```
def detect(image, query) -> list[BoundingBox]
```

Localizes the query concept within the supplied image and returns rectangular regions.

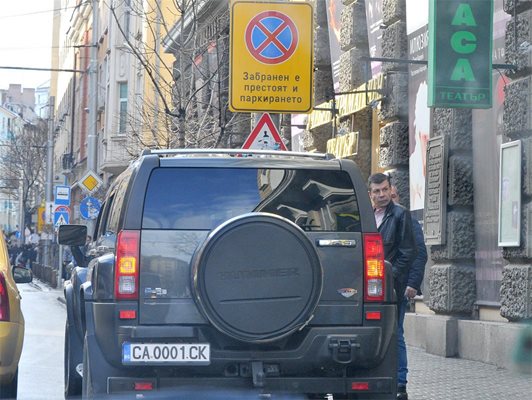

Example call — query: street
[14,279,532,400]
[17,281,64,400]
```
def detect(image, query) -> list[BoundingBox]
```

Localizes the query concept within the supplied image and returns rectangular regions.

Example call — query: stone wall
[427,109,477,315]
[500,3,532,321]
[377,0,410,205]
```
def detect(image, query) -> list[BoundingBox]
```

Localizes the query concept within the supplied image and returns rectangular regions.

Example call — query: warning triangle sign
[242,113,288,151]
[55,214,67,227]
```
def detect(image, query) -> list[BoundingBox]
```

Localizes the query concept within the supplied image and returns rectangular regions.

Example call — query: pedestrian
[391,186,428,400]
[27,228,39,268]
[15,245,31,269]
[62,246,74,280]
[28,229,39,246]
[368,173,417,400]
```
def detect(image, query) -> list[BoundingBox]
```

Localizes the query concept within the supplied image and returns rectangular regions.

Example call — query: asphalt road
[17,281,65,400]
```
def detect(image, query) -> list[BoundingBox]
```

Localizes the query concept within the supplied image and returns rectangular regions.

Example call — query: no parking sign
[229,0,314,113]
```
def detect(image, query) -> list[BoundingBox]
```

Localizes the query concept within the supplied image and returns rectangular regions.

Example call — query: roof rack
[141,148,335,160]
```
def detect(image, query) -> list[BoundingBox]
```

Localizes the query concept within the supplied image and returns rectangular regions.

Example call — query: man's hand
[404,286,417,299]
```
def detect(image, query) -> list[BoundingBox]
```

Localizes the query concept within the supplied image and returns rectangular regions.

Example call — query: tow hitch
[329,337,360,363]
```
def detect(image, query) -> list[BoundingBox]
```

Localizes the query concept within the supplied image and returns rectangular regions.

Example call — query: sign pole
[44,96,55,268]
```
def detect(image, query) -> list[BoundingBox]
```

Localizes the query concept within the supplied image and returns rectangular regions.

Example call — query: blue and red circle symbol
[245,11,299,64]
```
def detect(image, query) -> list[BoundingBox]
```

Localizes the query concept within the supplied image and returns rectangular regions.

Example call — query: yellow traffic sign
[78,170,103,194]
[37,206,45,233]
[229,0,314,113]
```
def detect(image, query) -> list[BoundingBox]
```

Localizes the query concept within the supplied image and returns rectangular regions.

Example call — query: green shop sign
[428,0,493,108]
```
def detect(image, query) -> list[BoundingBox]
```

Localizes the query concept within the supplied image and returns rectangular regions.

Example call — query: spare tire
[191,212,323,343]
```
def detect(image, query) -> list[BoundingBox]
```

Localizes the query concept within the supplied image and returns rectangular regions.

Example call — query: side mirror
[12,266,33,284]
[58,224,88,246]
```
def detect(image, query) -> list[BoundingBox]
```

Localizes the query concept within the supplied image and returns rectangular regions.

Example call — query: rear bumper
[108,376,394,396]
[85,301,397,396]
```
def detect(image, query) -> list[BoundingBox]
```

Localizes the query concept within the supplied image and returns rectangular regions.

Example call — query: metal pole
[58,244,63,288]
[18,184,24,246]
[87,0,99,171]
[43,96,55,268]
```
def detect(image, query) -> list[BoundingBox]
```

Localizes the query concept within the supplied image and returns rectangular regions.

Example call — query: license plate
[122,343,210,365]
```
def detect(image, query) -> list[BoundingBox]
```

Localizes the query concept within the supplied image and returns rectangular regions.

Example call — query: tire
[64,321,82,398]
[0,369,17,399]
[192,212,323,343]
[81,337,93,400]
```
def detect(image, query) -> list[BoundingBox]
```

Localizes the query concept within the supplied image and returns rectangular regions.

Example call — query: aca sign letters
[428,0,493,108]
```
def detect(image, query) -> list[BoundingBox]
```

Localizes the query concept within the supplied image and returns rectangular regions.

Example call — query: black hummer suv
[59,149,397,400]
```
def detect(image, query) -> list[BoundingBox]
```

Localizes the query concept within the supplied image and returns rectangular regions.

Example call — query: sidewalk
[407,345,531,400]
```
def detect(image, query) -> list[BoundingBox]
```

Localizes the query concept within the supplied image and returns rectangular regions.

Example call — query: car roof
[139,148,343,170]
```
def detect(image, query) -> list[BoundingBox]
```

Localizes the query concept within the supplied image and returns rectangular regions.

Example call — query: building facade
[50,0,180,225]
[0,85,47,235]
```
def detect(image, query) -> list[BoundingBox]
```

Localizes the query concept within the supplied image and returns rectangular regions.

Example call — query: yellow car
[0,235,32,399]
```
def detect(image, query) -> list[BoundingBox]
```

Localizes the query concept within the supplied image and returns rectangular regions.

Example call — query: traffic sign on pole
[78,170,103,194]
[53,205,70,227]
[242,113,287,150]
[54,185,71,206]
[229,0,314,113]
[45,201,54,224]
[80,196,101,220]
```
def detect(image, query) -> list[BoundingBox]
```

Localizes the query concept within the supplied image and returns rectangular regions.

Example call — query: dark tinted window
[143,168,361,232]
[106,170,131,233]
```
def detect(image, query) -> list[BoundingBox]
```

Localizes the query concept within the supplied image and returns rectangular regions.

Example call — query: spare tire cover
[191,212,323,343]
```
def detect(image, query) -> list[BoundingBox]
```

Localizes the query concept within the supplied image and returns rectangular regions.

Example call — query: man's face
[369,180,392,209]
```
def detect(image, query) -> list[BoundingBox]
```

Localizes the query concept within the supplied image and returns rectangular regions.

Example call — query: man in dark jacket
[391,186,428,400]
[368,173,417,400]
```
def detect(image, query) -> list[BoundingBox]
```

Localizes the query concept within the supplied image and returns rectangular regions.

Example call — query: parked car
[0,232,33,398]
[59,149,397,400]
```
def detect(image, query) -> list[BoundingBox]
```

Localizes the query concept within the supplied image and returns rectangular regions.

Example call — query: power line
[0,1,90,19]
[0,66,84,73]
[0,46,70,51]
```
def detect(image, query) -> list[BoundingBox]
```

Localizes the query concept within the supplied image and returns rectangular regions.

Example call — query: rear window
[142,167,361,232]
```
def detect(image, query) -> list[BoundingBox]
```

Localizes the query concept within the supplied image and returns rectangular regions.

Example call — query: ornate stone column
[378,0,410,204]
[427,109,477,315]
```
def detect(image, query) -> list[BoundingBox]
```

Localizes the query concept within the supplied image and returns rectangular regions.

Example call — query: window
[143,168,361,232]
[118,82,128,134]
[124,0,131,38]
[106,170,132,233]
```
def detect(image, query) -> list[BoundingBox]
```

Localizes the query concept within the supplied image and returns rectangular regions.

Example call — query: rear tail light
[134,382,153,391]
[115,230,140,300]
[119,310,137,319]
[363,233,385,302]
[0,272,10,321]
[365,311,382,320]
[351,381,370,391]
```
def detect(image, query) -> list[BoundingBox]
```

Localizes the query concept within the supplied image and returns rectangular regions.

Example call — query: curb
[28,281,43,291]
[30,278,66,306]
